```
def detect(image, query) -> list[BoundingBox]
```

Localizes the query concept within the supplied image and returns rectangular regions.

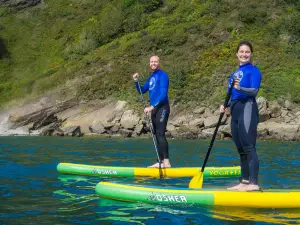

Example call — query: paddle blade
[188,172,204,188]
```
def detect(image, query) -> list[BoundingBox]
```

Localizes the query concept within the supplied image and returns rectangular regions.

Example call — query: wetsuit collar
[152,69,161,74]
[239,62,252,68]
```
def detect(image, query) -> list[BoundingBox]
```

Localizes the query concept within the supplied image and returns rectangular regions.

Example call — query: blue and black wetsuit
[135,69,170,160]
[228,62,262,185]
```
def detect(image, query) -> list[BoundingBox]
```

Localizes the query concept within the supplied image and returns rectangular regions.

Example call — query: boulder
[89,121,106,134]
[268,101,281,118]
[204,108,213,118]
[257,97,270,122]
[284,100,292,110]
[204,115,226,128]
[119,129,133,138]
[120,110,140,130]
[62,126,83,137]
[188,118,204,128]
[193,107,205,114]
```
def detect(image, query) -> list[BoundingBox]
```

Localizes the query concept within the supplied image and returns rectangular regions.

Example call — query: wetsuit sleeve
[151,73,169,107]
[225,74,234,106]
[240,67,261,97]
[239,87,259,96]
[249,67,262,89]
[135,78,150,94]
[227,74,234,93]
[226,97,232,107]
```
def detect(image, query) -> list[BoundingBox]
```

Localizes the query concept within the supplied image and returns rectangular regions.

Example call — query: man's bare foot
[163,159,171,168]
[163,162,171,168]
[227,183,248,190]
[147,162,161,168]
[238,184,260,192]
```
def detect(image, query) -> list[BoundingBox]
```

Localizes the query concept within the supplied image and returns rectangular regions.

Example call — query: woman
[220,41,262,191]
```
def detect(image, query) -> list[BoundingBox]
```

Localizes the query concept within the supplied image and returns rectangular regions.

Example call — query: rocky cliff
[1,95,299,141]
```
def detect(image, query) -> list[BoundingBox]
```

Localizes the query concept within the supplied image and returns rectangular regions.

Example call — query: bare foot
[162,159,171,168]
[163,162,171,168]
[147,162,161,168]
[227,183,248,190]
[147,162,166,168]
[239,184,259,191]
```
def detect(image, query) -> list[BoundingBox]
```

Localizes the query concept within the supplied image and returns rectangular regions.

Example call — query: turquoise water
[0,136,300,225]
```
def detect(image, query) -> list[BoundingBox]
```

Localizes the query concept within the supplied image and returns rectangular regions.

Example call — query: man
[133,56,171,168]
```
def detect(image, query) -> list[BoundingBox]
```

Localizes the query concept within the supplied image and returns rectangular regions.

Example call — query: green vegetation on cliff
[0,0,300,107]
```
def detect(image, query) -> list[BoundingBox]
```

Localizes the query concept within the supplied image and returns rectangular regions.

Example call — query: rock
[32,113,58,130]
[120,110,140,130]
[188,118,204,127]
[39,122,59,136]
[220,124,232,138]
[107,112,123,123]
[169,116,185,127]
[268,101,281,118]
[89,121,106,134]
[198,128,221,138]
[3,0,41,9]
[170,114,193,127]
[284,100,292,110]
[54,128,64,136]
[204,108,213,118]
[39,97,51,106]
[257,97,268,111]
[193,107,205,114]
[167,124,176,132]
[103,122,114,129]
[281,109,289,117]
[166,124,176,137]
[204,115,226,128]
[134,124,144,135]
[176,127,198,139]
[110,124,120,133]
[257,97,270,122]
[62,126,82,137]
[114,101,127,111]
[119,129,132,138]
[4,126,30,136]
[103,63,112,72]
[178,125,199,134]
[259,121,298,141]
[259,114,270,123]
[257,127,269,139]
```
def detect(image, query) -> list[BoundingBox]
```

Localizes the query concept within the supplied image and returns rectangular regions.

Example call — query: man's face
[149,56,160,71]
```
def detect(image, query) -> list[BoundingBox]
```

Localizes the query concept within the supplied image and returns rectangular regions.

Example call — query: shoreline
[0,97,299,142]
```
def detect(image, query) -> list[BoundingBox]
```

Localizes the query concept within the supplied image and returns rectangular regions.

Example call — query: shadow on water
[0,136,300,224]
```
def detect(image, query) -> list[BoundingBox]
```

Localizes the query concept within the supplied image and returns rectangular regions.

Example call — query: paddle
[189,79,235,188]
[136,78,163,178]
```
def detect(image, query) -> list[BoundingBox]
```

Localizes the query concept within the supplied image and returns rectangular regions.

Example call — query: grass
[0,0,300,108]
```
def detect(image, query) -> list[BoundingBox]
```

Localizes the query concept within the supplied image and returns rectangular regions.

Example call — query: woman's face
[236,45,252,65]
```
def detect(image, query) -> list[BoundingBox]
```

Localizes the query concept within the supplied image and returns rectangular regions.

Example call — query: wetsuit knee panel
[243,145,256,153]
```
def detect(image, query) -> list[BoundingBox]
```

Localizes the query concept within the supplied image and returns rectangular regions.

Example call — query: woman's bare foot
[227,183,248,190]
[239,184,260,192]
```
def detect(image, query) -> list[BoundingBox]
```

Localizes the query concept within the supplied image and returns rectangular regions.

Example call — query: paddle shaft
[136,79,162,165]
[200,80,235,173]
